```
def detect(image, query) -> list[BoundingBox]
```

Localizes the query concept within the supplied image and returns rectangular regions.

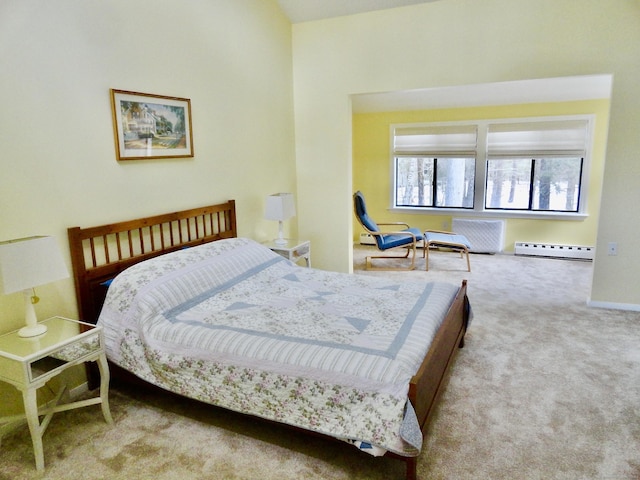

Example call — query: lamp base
[19,289,47,337]
[274,220,288,246]
[18,323,47,338]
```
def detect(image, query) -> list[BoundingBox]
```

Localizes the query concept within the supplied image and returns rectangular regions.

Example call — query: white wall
[292,0,640,306]
[0,0,296,330]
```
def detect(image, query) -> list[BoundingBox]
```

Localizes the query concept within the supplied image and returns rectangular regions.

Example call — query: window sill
[389,207,588,221]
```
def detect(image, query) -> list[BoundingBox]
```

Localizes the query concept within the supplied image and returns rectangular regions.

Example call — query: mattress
[97,238,459,457]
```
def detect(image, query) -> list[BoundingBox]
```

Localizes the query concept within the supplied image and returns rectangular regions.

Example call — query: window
[393,125,477,209]
[392,117,592,216]
[395,157,475,208]
[485,120,588,212]
[486,157,583,211]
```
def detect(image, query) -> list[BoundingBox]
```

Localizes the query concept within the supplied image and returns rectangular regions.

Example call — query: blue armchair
[353,191,423,270]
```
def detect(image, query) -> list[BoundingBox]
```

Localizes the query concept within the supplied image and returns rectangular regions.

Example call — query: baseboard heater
[514,242,595,260]
[360,233,376,245]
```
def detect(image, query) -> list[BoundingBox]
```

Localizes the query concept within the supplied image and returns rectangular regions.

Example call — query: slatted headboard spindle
[67,201,237,329]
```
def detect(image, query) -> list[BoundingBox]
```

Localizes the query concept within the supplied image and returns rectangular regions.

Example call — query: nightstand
[0,316,113,471]
[263,239,311,267]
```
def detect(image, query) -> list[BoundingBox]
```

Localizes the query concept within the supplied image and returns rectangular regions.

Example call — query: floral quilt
[97,238,459,457]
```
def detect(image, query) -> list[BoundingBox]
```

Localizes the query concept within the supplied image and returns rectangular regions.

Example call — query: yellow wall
[352,100,611,251]
[293,0,640,309]
[0,0,295,415]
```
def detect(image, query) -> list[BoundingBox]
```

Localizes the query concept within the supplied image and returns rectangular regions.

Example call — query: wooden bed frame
[67,200,469,480]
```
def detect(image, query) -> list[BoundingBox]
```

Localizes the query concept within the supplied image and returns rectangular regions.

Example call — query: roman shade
[393,125,477,156]
[487,119,589,157]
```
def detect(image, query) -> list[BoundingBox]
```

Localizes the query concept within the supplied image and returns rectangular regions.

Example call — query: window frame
[390,115,594,220]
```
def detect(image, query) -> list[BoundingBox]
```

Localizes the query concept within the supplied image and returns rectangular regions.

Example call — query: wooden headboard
[67,201,237,328]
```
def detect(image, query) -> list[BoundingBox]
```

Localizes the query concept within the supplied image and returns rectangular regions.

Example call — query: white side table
[0,316,113,471]
[263,239,311,267]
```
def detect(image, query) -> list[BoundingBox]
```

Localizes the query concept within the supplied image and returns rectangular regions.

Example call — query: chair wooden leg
[425,245,430,271]
[425,245,471,272]
[408,245,416,270]
[366,245,416,271]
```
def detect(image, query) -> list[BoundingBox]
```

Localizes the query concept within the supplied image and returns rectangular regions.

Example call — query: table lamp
[0,236,69,337]
[264,193,296,245]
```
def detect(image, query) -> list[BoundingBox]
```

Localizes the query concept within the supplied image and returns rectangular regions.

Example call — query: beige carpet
[2,246,639,480]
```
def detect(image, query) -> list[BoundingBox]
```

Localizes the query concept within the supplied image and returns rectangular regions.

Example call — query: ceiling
[276,0,437,23]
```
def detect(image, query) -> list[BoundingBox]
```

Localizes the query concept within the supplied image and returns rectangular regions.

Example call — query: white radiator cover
[514,242,595,260]
[452,218,504,253]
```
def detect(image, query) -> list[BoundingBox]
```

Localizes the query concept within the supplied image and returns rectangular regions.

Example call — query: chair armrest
[367,230,418,241]
[377,222,411,229]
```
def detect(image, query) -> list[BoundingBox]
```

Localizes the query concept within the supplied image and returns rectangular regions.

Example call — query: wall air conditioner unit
[452,218,504,253]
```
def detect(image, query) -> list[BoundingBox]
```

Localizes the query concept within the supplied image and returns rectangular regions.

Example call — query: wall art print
[111,89,194,160]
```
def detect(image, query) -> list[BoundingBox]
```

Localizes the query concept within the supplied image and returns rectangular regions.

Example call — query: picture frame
[110,89,194,160]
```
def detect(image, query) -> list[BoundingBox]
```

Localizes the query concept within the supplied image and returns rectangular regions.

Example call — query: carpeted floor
[1,246,639,480]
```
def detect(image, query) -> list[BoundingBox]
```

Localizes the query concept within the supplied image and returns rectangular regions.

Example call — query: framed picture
[110,89,194,160]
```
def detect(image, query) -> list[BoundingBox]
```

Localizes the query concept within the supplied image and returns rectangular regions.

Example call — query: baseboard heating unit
[514,242,595,260]
[360,233,376,245]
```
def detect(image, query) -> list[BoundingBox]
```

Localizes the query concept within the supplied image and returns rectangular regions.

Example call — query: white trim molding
[587,299,640,312]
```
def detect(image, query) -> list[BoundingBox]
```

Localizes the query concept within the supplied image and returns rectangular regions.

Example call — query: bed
[67,200,470,480]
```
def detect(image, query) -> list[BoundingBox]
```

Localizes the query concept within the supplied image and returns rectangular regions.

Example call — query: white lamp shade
[0,236,69,295]
[264,193,296,221]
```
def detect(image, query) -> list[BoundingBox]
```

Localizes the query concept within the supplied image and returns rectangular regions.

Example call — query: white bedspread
[97,238,459,456]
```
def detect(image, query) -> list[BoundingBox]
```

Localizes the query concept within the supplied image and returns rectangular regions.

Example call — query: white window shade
[394,125,477,156]
[487,119,589,157]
